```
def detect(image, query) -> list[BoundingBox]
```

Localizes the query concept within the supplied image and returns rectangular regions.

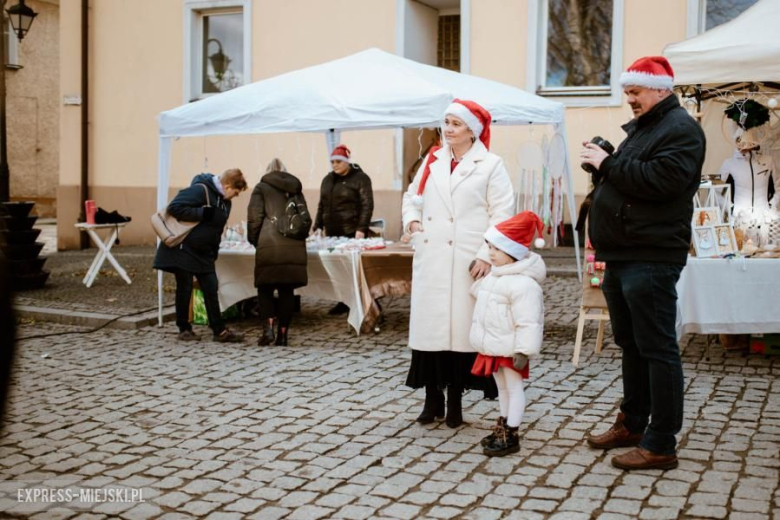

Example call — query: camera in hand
[581,136,615,175]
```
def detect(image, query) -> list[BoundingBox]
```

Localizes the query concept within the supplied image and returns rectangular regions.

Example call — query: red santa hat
[484,211,545,260]
[444,99,491,150]
[619,56,674,90]
[411,100,491,204]
[330,144,351,163]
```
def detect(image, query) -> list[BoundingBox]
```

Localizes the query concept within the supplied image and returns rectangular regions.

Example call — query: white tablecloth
[676,256,780,337]
[215,249,366,333]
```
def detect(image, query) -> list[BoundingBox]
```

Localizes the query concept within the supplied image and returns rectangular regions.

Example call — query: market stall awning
[158,48,565,137]
[664,0,780,86]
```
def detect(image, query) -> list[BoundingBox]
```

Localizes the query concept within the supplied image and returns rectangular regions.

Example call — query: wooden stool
[572,251,610,367]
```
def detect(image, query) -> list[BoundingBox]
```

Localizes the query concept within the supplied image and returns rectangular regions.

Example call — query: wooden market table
[215,243,413,335]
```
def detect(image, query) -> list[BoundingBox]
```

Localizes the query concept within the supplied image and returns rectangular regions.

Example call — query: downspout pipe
[79,0,88,249]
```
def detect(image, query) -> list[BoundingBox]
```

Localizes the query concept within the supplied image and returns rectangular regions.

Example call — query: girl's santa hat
[330,144,351,163]
[619,56,674,91]
[484,211,545,260]
[412,99,491,207]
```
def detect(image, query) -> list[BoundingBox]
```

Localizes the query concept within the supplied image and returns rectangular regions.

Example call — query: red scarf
[416,146,441,196]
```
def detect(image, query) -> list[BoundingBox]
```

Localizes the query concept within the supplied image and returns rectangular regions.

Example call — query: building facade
[8,0,59,217]
[57,0,756,249]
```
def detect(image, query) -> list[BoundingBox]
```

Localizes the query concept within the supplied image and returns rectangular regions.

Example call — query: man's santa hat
[484,211,545,260]
[330,144,351,163]
[619,56,674,91]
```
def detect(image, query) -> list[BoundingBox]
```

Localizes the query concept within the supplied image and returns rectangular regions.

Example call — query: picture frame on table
[692,226,718,258]
[692,207,721,227]
[714,224,737,256]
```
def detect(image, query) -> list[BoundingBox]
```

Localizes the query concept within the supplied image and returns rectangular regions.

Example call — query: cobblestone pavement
[2,277,779,519]
[17,246,176,315]
[15,245,578,318]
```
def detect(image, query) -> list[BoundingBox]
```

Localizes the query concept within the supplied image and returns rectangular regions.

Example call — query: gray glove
[513,353,528,371]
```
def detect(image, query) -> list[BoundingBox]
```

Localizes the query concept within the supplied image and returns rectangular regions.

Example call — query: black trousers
[257,284,296,328]
[601,261,684,455]
[174,270,224,335]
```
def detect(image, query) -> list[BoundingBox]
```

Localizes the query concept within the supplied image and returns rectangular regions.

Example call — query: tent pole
[325,129,341,156]
[156,135,173,326]
[157,270,164,326]
[559,122,582,281]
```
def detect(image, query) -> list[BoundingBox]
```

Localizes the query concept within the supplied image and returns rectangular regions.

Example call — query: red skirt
[471,354,529,379]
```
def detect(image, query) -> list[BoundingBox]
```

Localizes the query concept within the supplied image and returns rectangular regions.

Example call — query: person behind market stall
[153,168,248,343]
[247,158,310,347]
[580,56,706,471]
[312,144,374,315]
[402,99,515,428]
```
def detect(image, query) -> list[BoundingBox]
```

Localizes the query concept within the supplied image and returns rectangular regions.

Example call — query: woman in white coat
[402,99,515,427]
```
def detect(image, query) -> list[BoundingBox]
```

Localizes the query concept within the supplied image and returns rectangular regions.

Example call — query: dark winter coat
[153,173,231,274]
[589,94,706,264]
[313,164,374,237]
[247,171,308,288]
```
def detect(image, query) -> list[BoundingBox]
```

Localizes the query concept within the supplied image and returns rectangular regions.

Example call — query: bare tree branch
[546,0,612,87]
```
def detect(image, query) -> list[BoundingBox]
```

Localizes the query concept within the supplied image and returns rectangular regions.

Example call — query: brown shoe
[611,447,678,470]
[177,330,200,341]
[213,328,244,343]
[586,413,643,449]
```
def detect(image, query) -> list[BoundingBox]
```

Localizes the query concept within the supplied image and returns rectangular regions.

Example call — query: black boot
[483,425,520,457]
[416,386,444,424]
[481,416,507,447]
[446,385,463,428]
[257,319,275,346]
[275,324,288,346]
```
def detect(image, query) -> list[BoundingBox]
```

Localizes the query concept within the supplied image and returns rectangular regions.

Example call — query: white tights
[493,367,526,428]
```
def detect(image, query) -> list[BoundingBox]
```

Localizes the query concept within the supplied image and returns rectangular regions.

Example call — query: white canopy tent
[155,48,580,324]
[664,0,780,86]
[664,0,780,178]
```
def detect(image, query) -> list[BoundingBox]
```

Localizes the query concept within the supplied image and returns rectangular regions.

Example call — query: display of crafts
[585,254,605,288]
[306,235,386,252]
[691,206,739,258]
[708,97,780,258]
[219,225,387,253]
[514,132,566,246]
[220,223,255,252]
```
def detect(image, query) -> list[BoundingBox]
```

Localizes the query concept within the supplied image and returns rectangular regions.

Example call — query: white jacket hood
[491,252,546,284]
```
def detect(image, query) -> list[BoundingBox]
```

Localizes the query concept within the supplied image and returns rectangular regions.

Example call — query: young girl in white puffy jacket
[469,211,546,457]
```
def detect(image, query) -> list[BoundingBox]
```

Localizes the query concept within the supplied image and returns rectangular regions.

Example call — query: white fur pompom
[534,237,546,249]
[411,194,424,208]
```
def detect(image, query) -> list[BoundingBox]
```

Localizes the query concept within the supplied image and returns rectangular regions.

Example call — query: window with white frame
[184,0,251,102]
[696,0,758,33]
[4,18,20,69]
[528,0,624,106]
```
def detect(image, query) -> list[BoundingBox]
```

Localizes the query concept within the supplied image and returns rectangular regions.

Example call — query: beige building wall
[58,0,396,249]
[471,0,689,220]
[58,0,693,249]
[8,0,59,217]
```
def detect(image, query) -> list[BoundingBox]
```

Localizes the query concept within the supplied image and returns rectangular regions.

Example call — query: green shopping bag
[191,288,239,325]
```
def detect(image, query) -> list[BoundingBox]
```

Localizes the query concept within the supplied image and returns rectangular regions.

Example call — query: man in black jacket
[580,56,706,471]
[313,144,374,315]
